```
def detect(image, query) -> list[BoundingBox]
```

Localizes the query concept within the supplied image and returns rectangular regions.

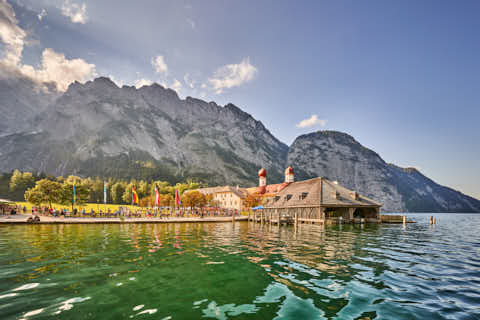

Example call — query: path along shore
[0,214,248,224]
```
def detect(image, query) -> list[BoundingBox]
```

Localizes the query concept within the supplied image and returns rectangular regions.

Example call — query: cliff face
[0,67,59,135]
[0,77,288,186]
[287,131,480,212]
[0,76,478,212]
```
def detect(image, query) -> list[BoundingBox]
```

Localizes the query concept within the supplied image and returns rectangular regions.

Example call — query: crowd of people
[4,204,241,219]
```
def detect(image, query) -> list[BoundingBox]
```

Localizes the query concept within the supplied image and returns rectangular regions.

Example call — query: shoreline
[0,214,248,225]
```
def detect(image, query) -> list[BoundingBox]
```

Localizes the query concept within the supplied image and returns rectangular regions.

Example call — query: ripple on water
[1,215,480,319]
[12,283,39,291]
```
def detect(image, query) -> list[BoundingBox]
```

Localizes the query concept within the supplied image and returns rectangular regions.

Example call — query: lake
[0,213,479,319]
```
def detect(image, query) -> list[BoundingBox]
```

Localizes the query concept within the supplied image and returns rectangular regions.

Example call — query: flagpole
[104,181,107,214]
[72,184,75,212]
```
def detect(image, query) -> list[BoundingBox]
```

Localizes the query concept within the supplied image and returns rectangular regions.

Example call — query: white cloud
[109,75,123,87]
[208,58,257,94]
[37,9,47,21]
[183,73,194,88]
[61,1,87,24]
[0,0,27,66]
[170,78,182,93]
[151,55,168,74]
[134,78,153,88]
[296,115,327,128]
[0,1,96,91]
[19,48,96,91]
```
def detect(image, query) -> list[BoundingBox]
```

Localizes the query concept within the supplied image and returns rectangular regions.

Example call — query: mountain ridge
[0,76,478,212]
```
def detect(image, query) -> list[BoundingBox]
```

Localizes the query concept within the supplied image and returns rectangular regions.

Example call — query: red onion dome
[258,168,267,177]
[285,166,294,174]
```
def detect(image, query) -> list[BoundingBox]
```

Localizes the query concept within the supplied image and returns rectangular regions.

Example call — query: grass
[15,201,139,212]
[14,201,251,216]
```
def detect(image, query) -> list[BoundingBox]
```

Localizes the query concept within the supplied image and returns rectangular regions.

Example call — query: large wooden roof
[264,177,382,209]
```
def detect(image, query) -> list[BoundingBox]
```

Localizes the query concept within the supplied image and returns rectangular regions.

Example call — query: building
[195,185,247,211]
[262,177,382,223]
[195,165,382,221]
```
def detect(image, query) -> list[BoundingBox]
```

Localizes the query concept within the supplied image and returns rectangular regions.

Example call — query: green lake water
[1,213,479,319]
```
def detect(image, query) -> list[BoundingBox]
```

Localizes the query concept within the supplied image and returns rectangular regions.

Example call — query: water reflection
[1,214,480,319]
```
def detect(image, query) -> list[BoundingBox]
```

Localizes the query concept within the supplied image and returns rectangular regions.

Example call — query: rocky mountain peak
[0,74,478,212]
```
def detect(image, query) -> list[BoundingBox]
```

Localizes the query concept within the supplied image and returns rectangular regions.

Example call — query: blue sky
[1,0,479,199]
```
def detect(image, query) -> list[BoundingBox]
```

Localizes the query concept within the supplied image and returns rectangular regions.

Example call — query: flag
[175,189,181,206]
[132,186,138,205]
[104,182,107,204]
[154,186,160,206]
[72,184,76,204]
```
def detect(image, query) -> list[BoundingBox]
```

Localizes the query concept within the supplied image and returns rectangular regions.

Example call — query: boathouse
[260,177,382,224]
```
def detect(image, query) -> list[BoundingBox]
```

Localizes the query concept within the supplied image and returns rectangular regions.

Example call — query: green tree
[90,177,104,203]
[24,179,62,209]
[59,182,90,207]
[122,182,134,204]
[9,170,35,200]
[152,181,170,195]
[24,187,47,206]
[111,182,126,204]
[138,180,149,199]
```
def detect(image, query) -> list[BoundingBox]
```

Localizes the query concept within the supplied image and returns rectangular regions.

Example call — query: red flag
[132,186,138,204]
[154,187,160,206]
[175,189,181,206]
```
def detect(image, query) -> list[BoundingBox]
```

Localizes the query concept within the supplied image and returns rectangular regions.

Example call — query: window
[274,196,280,201]
[285,194,292,201]
[300,192,308,200]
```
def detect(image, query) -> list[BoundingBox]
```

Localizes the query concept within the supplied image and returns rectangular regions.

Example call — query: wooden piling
[403,215,406,224]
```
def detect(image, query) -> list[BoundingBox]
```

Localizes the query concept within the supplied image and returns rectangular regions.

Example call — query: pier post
[294,212,298,229]
[430,216,433,224]
[403,215,406,224]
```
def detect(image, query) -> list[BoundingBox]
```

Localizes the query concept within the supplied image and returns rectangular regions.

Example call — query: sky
[1,0,479,199]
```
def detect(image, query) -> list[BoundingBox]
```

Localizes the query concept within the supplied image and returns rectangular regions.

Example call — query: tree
[25,187,47,207]
[111,182,126,204]
[205,194,215,207]
[24,179,62,209]
[58,176,91,207]
[9,170,35,200]
[90,177,104,203]
[245,192,262,208]
[122,182,134,204]
[159,194,173,207]
[181,191,206,209]
[137,180,149,199]
[151,181,170,195]
[139,195,154,207]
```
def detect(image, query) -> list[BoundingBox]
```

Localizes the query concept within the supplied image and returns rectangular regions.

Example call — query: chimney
[258,168,267,187]
[284,166,294,183]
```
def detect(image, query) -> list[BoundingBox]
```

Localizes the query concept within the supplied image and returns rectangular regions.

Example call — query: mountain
[0,76,478,212]
[287,131,480,212]
[0,77,288,186]
[0,66,59,135]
